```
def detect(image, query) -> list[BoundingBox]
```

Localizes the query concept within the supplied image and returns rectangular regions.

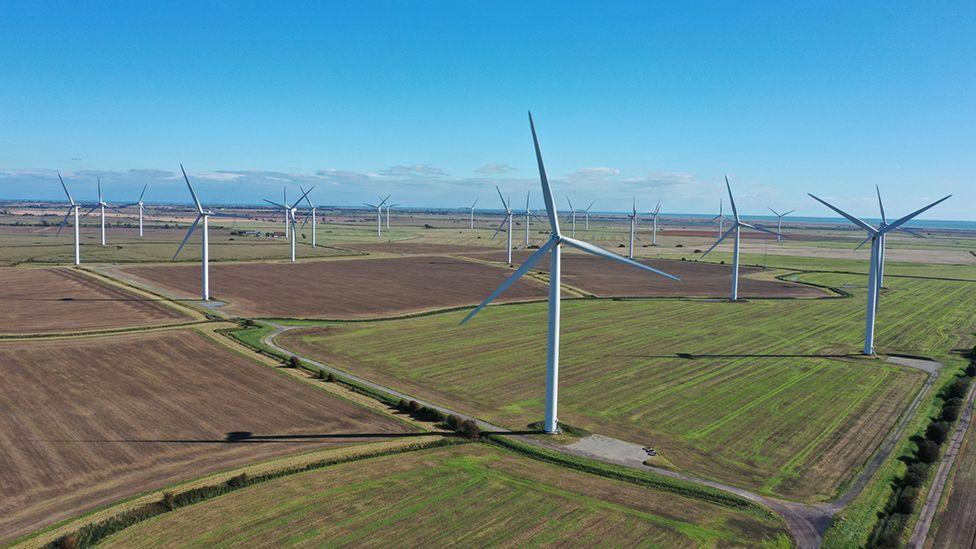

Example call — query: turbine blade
[97,178,102,203]
[138,183,148,203]
[363,203,377,208]
[739,222,781,238]
[783,209,796,216]
[525,190,530,211]
[378,194,391,208]
[55,210,71,237]
[299,209,313,232]
[264,199,286,209]
[293,186,315,210]
[471,198,479,208]
[57,172,74,204]
[299,186,315,208]
[491,217,507,240]
[897,226,925,239]
[180,164,205,214]
[808,193,876,233]
[654,201,660,215]
[495,185,508,210]
[561,236,680,281]
[881,195,952,233]
[725,176,739,222]
[853,235,871,252]
[586,200,594,212]
[173,214,203,259]
[460,238,555,325]
[81,205,99,218]
[876,185,886,224]
[701,225,737,258]
[768,206,780,217]
[528,112,560,234]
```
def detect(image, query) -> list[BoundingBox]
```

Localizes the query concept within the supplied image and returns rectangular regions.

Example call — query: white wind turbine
[523,191,532,247]
[649,201,662,246]
[386,203,399,230]
[83,178,125,246]
[265,186,315,262]
[583,200,595,231]
[55,172,82,265]
[709,199,728,238]
[809,191,950,355]
[282,187,290,238]
[565,197,578,237]
[298,186,318,247]
[469,198,479,229]
[627,196,638,259]
[700,177,780,301]
[491,186,514,265]
[860,186,926,290]
[122,184,150,237]
[462,113,680,434]
[767,207,795,243]
[173,165,235,301]
[364,195,390,237]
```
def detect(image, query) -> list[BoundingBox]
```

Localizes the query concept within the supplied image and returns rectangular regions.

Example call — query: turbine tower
[282,187,290,238]
[469,198,479,229]
[583,201,595,231]
[83,178,126,246]
[809,191,950,355]
[709,199,726,238]
[265,187,314,262]
[700,178,780,301]
[364,195,390,237]
[123,184,150,237]
[627,197,638,259]
[767,207,795,243]
[565,197,577,237]
[299,186,317,247]
[865,186,925,289]
[650,201,661,246]
[462,113,680,434]
[492,186,514,265]
[55,172,82,265]
[173,165,228,302]
[524,191,531,247]
[386,203,399,229]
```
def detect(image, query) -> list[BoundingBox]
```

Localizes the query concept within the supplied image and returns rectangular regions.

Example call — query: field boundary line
[0,319,216,341]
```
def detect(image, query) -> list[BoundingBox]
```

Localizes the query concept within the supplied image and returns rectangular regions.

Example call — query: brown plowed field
[465,250,825,298]
[0,268,189,334]
[121,256,547,319]
[0,329,413,543]
[343,241,496,255]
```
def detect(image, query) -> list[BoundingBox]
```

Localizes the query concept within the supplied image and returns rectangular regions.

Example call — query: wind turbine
[462,113,680,434]
[265,187,314,262]
[122,184,150,237]
[565,197,578,237]
[808,191,950,355]
[700,177,780,301]
[583,201,595,231]
[55,172,82,265]
[85,178,125,246]
[523,191,531,247]
[386,203,399,230]
[173,165,234,302]
[627,197,638,259]
[469,198,479,229]
[865,186,926,289]
[492,186,514,265]
[767,207,795,243]
[649,201,662,246]
[364,195,390,237]
[298,186,317,247]
[282,187,290,238]
[709,199,727,238]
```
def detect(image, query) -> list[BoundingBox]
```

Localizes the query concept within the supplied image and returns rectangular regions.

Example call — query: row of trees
[395,399,480,439]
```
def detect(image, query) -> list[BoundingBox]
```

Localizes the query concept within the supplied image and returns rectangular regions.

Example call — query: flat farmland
[0,267,188,335]
[467,250,825,298]
[102,444,790,548]
[0,329,413,543]
[120,256,547,319]
[928,408,976,548]
[278,274,976,500]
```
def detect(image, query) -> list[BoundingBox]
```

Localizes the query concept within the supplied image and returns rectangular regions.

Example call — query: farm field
[0,329,414,543]
[0,267,189,334]
[467,250,826,298]
[101,444,790,548]
[277,273,976,500]
[119,256,548,318]
[928,412,976,548]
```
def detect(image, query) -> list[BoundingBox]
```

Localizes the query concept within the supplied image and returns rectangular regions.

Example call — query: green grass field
[277,272,976,501]
[101,444,790,548]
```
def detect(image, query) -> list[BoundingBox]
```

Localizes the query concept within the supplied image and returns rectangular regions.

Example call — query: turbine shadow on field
[615,352,859,360]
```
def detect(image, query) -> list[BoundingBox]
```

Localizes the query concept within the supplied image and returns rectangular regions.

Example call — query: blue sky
[0,1,972,219]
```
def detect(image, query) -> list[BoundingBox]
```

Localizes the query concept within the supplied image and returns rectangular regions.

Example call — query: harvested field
[466,250,826,298]
[0,268,188,335]
[102,444,790,548]
[0,329,413,543]
[343,241,497,256]
[928,407,976,548]
[120,256,547,318]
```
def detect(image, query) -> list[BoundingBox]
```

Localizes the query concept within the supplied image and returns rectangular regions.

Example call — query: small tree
[288,356,301,369]
[926,421,950,444]
[942,404,961,422]
[460,419,481,440]
[948,379,969,399]
[161,491,176,510]
[446,414,462,430]
[917,440,940,463]
[326,372,336,382]
[397,399,409,411]
[966,362,976,377]
[895,488,917,514]
[408,400,422,414]
[227,472,250,488]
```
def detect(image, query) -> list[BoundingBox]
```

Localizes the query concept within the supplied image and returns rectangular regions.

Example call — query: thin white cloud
[475,162,518,175]
[378,164,447,178]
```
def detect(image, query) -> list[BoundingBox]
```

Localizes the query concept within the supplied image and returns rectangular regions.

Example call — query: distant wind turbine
[565,197,577,237]
[627,197,638,259]
[808,191,950,355]
[860,186,926,289]
[298,186,317,247]
[583,201,595,231]
[364,195,391,237]
[83,178,125,246]
[55,172,81,265]
[462,112,680,434]
[767,207,795,243]
[492,186,514,265]
[709,199,727,238]
[173,165,237,301]
[649,201,662,246]
[701,177,780,301]
[469,198,479,229]
[386,203,399,229]
[122,184,150,237]
[265,187,314,262]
